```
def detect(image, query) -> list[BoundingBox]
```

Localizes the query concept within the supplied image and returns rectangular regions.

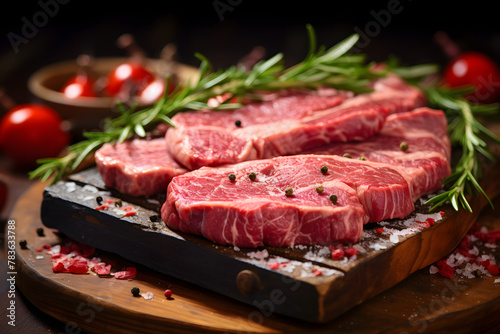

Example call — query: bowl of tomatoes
[28,42,199,131]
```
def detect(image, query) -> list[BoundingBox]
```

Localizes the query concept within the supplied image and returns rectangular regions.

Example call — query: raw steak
[306,107,451,201]
[161,155,419,247]
[95,138,188,197]
[166,75,426,170]
[161,107,451,248]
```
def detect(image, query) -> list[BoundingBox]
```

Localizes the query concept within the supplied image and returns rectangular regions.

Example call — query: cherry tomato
[443,52,500,104]
[138,78,166,104]
[62,74,96,99]
[0,104,69,168]
[104,62,155,97]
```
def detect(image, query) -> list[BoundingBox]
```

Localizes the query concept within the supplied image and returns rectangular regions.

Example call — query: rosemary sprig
[424,86,500,212]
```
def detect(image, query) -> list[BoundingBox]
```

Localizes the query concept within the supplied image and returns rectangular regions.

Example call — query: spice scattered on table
[430,223,500,279]
[131,287,140,297]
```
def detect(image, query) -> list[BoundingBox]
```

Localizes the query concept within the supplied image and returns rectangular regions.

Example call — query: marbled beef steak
[161,108,450,247]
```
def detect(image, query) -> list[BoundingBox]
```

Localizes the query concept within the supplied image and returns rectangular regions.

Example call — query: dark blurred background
[1,2,500,332]
[1,0,499,106]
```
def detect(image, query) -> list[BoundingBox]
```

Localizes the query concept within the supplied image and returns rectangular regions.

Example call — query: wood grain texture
[10,180,500,333]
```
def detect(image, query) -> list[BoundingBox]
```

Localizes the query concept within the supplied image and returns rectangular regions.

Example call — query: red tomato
[443,52,500,104]
[61,74,96,98]
[0,104,69,168]
[104,62,155,97]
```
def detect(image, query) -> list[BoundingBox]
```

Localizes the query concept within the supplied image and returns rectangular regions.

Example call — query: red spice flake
[486,230,500,243]
[60,246,71,254]
[52,258,71,273]
[93,263,112,276]
[95,204,109,211]
[436,259,454,279]
[42,244,52,250]
[114,267,137,280]
[68,257,89,274]
[330,245,345,260]
[344,247,359,258]
[105,199,115,204]
[480,260,491,268]
[312,269,322,277]
[121,206,135,212]
[487,264,500,276]
[164,289,173,299]
[375,227,384,234]
[35,247,43,252]
[122,211,137,217]
[418,218,436,229]
[268,263,280,270]
[439,211,445,217]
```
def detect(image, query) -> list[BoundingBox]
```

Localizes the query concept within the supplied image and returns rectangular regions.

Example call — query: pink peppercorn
[164,289,173,299]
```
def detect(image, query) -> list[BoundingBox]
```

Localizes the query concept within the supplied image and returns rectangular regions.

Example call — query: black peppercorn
[228,173,236,181]
[36,227,45,237]
[96,196,103,205]
[330,194,338,204]
[248,172,256,181]
[235,120,242,127]
[149,215,160,223]
[400,141,409,152]
[19,240,28,249]
[131,287,141,297]
[320,166,328,174]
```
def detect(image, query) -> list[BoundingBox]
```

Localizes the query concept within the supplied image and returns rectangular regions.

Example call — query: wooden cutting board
[32,149,500,325]
[11,179,500,333]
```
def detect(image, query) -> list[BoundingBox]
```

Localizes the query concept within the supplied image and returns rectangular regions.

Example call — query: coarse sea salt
[65,182,77,193]
[247,249,269,260]
[495,278,500,284]
[369,243,387,251]
[141,292,154,300]
[82,185,99,193]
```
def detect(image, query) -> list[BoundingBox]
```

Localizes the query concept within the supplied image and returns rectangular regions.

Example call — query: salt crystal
[141,292,154,300]
[146,198,160,205]
[317,246,330,257]
[302,262,313,270]
[83,195,95,201]
[233,246,240,252]
[248,249,269,260]
[353,244,367,253]
[369,243,387,251]
[485,243,498,249]
[469,246,479,256]
[82,185,99,193]
[390,234,399,244]
[65,182,77,192]
[494,278,500,284]
[36,255,44,260]
[429,265,439,274]
[480,226,489,234]
[113,208,126,216]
